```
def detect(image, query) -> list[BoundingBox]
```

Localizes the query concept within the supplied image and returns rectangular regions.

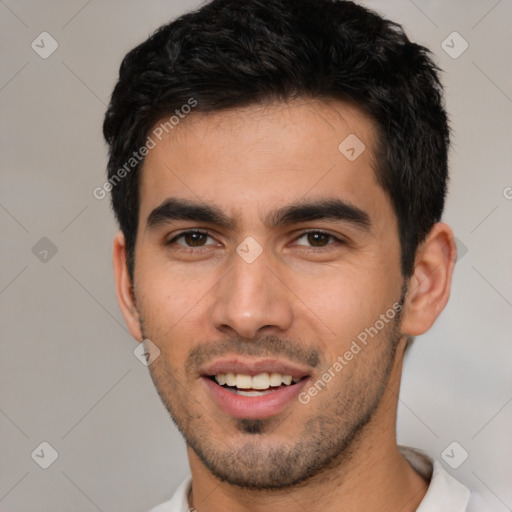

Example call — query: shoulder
[467,491,500,512]
[399,446,500,512]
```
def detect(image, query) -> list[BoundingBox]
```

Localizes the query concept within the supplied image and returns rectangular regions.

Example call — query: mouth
[200,361,311,419]
[207,372,305,396]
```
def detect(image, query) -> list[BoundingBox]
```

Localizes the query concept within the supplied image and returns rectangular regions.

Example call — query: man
[103,0,488,510]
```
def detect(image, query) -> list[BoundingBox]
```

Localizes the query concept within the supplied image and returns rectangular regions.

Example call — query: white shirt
[146,446,492,512]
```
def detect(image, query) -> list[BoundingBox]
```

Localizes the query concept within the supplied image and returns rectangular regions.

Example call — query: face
[131,99,406,489]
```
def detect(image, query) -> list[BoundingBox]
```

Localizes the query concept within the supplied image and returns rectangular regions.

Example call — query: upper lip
[200,357,311,379]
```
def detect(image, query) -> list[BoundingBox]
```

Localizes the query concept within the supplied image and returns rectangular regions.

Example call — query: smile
[212,372,302,396]
[202,371,309,419]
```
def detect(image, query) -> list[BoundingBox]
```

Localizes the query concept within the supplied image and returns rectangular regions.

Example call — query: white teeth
[235,374,252,389]
[269,372,283,387]
[252,373,270,389]
[214,372,300,390]
[281,375,292,385]
[225,372,236,386]
[236,389,274,397]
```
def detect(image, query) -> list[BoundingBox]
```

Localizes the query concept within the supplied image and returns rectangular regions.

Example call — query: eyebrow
[146,197,371,232]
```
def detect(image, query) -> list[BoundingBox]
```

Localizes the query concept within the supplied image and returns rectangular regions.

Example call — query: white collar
[399,445,471,511]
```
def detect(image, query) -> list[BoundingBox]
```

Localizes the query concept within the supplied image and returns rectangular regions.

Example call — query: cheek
[135,268,205,346]
[289,264,393,342]
[135,239,216,318]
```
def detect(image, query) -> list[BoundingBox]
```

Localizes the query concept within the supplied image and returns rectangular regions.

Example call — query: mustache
[185,334,321,374]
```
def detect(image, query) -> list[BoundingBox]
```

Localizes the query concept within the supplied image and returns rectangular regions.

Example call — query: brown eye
[168,230,216,248]
[295,231,340,248]
[307,232,330,246]
[183,232,208,246]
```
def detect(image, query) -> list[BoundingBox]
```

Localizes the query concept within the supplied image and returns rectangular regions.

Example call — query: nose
[210,248,294,339]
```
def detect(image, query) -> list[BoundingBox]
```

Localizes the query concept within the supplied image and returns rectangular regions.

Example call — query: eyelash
[166,229,345,252]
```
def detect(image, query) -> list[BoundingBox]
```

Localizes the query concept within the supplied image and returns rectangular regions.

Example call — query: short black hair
[103,0,449,281]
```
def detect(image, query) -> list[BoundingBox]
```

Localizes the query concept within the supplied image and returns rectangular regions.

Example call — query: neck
[187,343,428,512]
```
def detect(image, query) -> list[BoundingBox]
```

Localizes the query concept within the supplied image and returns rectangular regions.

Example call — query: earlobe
[401,223,457,336]
[112,231,143,341]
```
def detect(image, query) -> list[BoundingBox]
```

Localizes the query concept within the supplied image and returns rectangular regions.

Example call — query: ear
[401,222,457,336]
[113,231,143,341]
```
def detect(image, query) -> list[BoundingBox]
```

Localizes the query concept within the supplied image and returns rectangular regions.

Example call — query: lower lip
[202,377,309,419]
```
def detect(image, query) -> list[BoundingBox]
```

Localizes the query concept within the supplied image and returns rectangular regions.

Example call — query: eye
[165,229,344,252]
[294,230,343,248]
[167,230,218,248]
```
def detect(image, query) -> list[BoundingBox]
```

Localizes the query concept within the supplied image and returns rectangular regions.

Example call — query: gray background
[1,0,511,510]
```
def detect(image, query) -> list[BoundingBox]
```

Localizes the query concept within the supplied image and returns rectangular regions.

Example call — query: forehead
[137,98,392,232]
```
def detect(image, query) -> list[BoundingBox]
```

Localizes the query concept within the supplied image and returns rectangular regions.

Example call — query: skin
[113,98,456,512]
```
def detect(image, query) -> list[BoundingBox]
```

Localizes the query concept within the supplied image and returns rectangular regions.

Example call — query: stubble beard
[142,313,403,491]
